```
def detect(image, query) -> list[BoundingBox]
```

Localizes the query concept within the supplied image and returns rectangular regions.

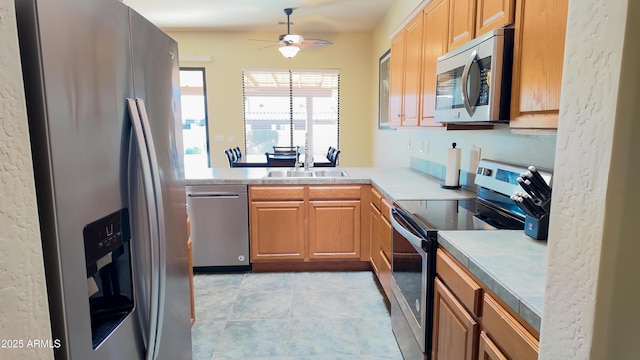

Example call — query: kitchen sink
[265,169,348,178]
[313,170,347,177]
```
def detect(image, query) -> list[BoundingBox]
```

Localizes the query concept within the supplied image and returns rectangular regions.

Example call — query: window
[179,68,209,170]
[242,69,340,161]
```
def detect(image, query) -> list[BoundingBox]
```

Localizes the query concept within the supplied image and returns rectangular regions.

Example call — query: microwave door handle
[461,49,477,116]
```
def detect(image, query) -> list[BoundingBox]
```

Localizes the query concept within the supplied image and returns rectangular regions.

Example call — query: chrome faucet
[304,133,311,171]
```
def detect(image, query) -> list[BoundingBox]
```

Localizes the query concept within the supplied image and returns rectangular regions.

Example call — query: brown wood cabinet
[393,0,516,127]
[250,200,306,261]
[378,211,393,300]
[389,15,423,126]
[249,185,364,263]
[432,277,479,360]
[420,0,449,127]
[368,187,393,300]
[434,249,539,360]
[389,32,405,127]
[369,202,382,275]
[479,331,508,360]
[510,0,568,129]
[448,0,476,50]
[482,294,539,360]
[475,0,515,37]
[402,15,424,126]
[309,200,361,259]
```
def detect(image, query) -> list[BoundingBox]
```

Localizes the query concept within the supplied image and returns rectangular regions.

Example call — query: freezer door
[15,0,144,358]
[129,9,192,360]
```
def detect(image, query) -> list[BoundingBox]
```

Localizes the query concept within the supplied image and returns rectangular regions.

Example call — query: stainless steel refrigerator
[15,0,192,358]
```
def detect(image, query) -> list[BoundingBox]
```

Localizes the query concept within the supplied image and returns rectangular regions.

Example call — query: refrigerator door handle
[127,99,161,360]
[135,98,167,360]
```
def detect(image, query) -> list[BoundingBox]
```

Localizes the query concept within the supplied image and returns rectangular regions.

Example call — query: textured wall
[589,0,640,356]
[0,0,54,359]
[540,0,630,358]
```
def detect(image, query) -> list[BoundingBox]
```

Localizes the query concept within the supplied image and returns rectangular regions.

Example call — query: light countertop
[437,230,546,332]
[186,167,477,201]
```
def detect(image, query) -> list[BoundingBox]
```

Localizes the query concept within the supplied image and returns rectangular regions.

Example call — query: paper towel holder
[441,142,462,190]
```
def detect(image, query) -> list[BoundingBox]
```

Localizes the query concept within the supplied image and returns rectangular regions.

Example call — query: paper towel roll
[445,143,461,186]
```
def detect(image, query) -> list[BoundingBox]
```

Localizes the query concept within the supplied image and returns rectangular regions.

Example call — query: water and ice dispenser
[83,208,134,348]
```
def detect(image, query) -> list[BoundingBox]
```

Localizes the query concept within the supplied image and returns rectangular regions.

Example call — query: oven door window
[392,227,425,323]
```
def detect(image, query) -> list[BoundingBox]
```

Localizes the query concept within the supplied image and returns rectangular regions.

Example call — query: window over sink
[242,69,340,161]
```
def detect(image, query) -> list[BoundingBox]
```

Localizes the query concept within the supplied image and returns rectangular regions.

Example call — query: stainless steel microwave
[434,28,513,123]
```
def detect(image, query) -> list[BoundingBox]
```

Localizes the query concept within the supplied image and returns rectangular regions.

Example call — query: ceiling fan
[252,8,332,58]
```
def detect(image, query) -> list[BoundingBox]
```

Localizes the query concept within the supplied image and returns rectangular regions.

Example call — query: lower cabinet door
[379,213,393,300]
[432,277,479,360]
[308,200,361,259]
[369,202,382,274]
[250,201,306,261]
[478,331,508,360]
[482,294,539,360]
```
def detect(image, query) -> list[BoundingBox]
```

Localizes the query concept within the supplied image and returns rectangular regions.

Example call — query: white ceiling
[123,0,395,33]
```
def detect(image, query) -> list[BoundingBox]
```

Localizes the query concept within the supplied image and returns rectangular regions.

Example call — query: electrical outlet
[420,140,429,154]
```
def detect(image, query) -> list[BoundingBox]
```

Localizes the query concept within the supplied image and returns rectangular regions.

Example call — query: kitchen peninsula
[186,166,547,342]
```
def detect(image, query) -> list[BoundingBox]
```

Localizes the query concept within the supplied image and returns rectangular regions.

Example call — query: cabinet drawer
[249,186,305,201]
[370,187,382,210]
[378,248,392,300]
[380,198,392,222]
[482,294,539,360]
[309,185,361,200]
[436,249,482,316]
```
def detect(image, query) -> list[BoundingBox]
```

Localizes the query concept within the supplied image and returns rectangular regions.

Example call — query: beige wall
[0,0,53,358]
[167,30,374,167]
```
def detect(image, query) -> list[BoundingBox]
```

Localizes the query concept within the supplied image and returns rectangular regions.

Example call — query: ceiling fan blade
[258,43,282,50]
[249,39,280,43]
[301,39,333,47]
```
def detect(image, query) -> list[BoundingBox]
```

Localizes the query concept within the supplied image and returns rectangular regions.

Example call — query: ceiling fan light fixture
[279,45,300,58]
[283,34,304,44]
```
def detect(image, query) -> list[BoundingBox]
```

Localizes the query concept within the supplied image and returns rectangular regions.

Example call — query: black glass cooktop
[395,197,524,231]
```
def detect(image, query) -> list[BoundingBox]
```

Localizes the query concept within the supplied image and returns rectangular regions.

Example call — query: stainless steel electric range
[390,159,552,360]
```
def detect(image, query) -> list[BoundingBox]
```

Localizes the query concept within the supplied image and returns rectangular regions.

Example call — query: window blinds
[242,69,340,160]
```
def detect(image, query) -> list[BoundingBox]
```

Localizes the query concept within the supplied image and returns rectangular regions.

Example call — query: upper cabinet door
[402,15,424,126]
[510,0,568,129]
[420,0,449,127]
[389,32,405,126]
[475,0,515,37]
[448,0,476,50]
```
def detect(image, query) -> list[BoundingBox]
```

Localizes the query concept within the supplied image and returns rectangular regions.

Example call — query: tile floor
[191,271,404,360]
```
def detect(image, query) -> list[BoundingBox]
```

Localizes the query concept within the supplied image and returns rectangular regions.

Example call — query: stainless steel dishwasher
[186,184,250,270]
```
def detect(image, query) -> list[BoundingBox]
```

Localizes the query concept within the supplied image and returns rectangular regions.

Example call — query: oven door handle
[391,208,428,251]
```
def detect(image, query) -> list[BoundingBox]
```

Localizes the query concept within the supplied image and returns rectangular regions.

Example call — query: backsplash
[410,156,478,193]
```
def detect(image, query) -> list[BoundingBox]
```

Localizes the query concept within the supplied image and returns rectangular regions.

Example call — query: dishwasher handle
[188,193,241,199]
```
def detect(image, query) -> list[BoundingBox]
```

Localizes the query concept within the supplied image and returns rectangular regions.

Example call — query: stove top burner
[395,196,524,232]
